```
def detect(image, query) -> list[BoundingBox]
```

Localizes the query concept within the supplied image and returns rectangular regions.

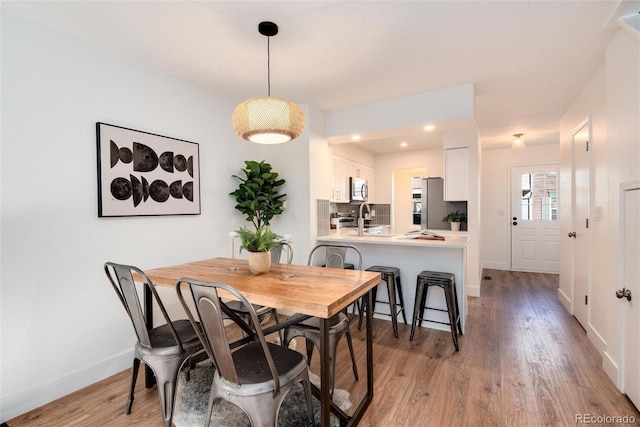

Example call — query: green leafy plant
[442,211,467,224]
[230,160,286,229]
[236,225,281,253]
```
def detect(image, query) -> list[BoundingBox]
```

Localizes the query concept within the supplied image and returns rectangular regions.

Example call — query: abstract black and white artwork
[96,122,200,217]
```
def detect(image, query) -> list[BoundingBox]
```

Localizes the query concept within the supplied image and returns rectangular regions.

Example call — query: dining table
[141,257,381,427]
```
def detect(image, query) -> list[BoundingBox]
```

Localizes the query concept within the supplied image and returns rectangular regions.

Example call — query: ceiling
[2,1,630,153]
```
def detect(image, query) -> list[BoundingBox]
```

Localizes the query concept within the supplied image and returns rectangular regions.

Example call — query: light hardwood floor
[8,270,640,426]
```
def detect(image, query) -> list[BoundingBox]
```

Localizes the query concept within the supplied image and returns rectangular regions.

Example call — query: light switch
[594,206,603,221]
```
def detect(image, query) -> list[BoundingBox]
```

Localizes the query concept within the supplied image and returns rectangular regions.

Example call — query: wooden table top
[143,257,381,318]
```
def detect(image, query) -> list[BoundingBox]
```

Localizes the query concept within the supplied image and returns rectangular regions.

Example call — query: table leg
[345,290,374,426]
[320,318,331,427]
[143,284,156,388]
[328,290,375,427]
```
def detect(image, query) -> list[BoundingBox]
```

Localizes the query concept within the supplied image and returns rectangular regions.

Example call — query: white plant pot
[248,251,271,275]
[450,222,461,232]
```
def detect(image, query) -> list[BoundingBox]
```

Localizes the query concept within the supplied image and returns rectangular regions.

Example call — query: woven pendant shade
[232,96,305,144]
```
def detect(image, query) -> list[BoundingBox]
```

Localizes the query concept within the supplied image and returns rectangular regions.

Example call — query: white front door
[572,123,590,328]
[511,164,560,272]
[621,185,640,410]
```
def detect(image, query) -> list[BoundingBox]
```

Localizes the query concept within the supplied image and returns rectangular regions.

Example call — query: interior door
[572,123,590,328]
[511,164,560,272]
[621,185,640,410]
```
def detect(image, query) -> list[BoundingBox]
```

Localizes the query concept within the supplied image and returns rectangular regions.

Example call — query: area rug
[173,362,351,427]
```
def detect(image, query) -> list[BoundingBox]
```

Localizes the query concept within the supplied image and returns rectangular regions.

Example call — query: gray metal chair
[104,262,204,427]
[225,242,292,339]
[176,278,314,427]
[282,244,361,397]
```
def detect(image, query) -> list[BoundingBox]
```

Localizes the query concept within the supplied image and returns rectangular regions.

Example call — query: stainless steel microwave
[349,177,368,202]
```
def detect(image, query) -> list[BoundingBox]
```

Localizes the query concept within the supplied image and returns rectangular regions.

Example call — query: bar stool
[410,270,462,351]
[358,266,407,338]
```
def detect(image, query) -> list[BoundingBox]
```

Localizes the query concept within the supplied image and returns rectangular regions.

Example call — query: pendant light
[512,133,525,150]
[232,21,306,144]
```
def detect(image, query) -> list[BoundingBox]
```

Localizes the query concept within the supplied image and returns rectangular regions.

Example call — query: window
[520,172,558,221]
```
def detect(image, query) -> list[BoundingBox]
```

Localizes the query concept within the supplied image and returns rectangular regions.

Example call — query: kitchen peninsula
[317,230,470,334]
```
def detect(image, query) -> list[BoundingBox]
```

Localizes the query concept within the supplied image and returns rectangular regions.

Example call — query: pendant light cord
[267,36,271,97]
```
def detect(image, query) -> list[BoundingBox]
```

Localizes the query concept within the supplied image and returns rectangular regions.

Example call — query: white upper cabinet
[331,156,350,203]
[363,166,375,203]
[331,155,375,203]
[444,147,469,201]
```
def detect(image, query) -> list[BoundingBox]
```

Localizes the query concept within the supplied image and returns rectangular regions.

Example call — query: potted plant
[229,160,286,229]
[230,160,287,274]
[236,225,281,274]
[442,211,467,231]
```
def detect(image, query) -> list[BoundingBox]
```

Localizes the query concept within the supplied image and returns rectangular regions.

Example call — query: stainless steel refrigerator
[420,177,448,230]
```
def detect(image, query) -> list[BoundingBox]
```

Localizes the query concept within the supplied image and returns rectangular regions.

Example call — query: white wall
[331,144,375,168]
[0,11,267,420]
[325,83,474,137]
[481,144,560,270]
[558,27,639,387]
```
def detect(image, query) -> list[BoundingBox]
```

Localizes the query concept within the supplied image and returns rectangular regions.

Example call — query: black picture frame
[96,122,201,217]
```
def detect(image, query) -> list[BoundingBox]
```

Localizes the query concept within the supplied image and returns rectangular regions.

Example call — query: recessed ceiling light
[351,135,361,140]
[424,125,435,131]
[400,142,408,148]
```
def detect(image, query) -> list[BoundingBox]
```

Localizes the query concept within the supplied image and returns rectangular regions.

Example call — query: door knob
[512,217,517,221]
[616,288,632,302]
[512,221,517,226]
[568,232,576,238]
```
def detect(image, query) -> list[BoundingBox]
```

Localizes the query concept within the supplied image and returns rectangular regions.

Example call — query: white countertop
[318,229,470,249]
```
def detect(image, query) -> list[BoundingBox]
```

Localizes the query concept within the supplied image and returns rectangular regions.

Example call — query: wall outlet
[371,209,376,217]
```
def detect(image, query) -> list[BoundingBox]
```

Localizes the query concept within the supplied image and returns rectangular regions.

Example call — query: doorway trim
[509,163,560,272]
[613,180,640,394]
[569,118,592,329]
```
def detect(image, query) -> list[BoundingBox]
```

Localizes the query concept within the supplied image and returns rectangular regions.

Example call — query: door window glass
[521,172,558,221]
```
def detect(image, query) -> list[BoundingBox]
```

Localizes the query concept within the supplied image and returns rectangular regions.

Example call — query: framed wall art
[96,122,201,217]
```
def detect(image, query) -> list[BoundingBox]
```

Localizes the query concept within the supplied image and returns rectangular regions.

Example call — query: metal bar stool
[410,270,462,351]
[357,266,407,338]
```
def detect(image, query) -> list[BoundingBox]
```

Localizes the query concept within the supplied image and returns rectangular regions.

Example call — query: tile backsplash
[318,200,391,236]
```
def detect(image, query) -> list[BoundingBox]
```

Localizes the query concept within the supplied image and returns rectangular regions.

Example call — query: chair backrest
[104,262,183,351]
[307,244,362,270]
[270,242,293,264]
[176,278,282,393]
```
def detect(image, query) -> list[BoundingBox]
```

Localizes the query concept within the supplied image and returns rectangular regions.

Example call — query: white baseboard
[1,350,133,422]
[481,261,510,271]
[602,350,621,391]
[586,323,607,353]
[467,285,480,297]
[558,288,572,313]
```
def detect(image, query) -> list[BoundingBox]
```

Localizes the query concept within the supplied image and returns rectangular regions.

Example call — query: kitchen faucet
[358,202,371,237]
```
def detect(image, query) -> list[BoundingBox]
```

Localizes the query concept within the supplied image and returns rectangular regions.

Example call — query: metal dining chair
[176,278,314,427]
[282,244,361,397]
[104,262,204,427]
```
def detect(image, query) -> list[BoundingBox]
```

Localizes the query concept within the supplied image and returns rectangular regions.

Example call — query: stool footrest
[415,318,455,327]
